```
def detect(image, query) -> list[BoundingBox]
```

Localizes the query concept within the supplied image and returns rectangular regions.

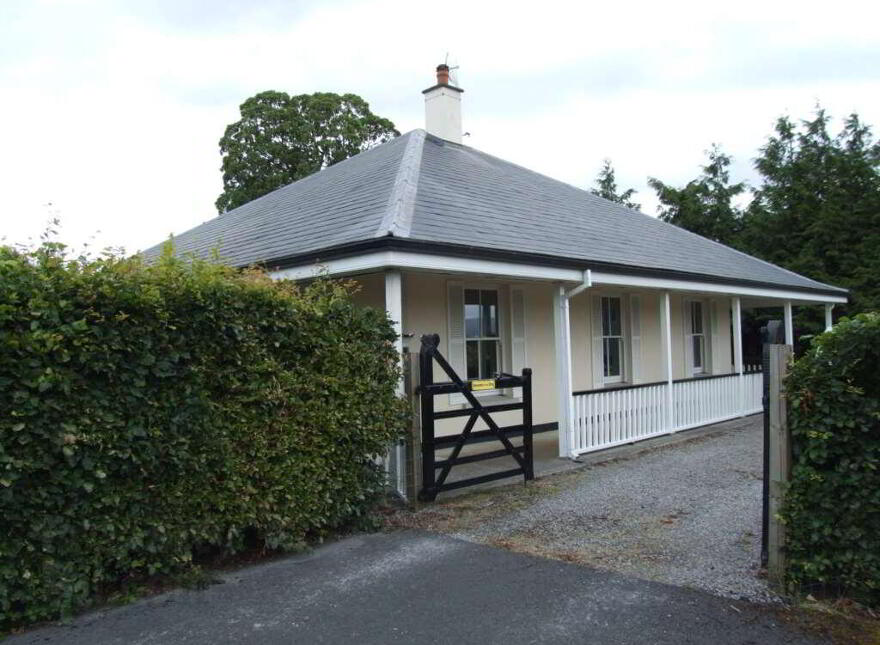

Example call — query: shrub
[0,242,406,628]
[783,312,880,604]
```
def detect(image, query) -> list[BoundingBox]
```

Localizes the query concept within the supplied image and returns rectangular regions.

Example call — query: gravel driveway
[391,415,775,603]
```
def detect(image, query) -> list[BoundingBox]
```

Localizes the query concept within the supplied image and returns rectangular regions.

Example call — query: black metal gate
[417,333,534,501]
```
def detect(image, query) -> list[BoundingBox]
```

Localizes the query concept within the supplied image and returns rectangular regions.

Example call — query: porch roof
[142,129,846,299]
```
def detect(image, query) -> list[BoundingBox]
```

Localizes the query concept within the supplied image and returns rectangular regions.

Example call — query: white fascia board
[590,271,847,304]
[269,251,847,304]
[270,250,583,282]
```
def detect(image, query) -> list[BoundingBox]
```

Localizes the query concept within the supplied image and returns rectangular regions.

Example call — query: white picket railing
[571,382,669,454]
[570,372,763,456]
[745,370,762,413]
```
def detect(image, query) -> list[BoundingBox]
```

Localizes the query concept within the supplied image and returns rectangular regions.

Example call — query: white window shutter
[447,282,466,404]
[629,295,642,384]
[508,287,527,398]
[591,295,604,388]
[683,300,694,375]
[708,300,718,374]
[510,287,527,375]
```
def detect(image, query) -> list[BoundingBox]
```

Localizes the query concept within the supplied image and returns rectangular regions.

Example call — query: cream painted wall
[347,272,558,434]
[346,271,738,435]
[569,291,590,392]
[400,273,559,434]
[570,290,700,388]
[672,294,735,378]
[712,299,733,374]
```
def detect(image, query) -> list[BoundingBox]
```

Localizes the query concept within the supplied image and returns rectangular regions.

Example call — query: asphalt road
[8,531,820,645]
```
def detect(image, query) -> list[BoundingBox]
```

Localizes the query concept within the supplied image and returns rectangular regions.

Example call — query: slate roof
[143,129,845,296]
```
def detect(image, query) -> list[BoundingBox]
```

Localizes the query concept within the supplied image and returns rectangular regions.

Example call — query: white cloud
[1,0,878,253]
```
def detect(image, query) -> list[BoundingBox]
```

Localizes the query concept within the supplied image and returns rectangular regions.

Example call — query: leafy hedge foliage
[783,312,880,604]
[0,243,406,628]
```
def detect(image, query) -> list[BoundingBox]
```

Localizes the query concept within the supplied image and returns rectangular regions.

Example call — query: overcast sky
[2,0,878,255]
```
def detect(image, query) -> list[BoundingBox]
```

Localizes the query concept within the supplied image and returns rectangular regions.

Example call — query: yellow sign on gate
[470,379,496,392]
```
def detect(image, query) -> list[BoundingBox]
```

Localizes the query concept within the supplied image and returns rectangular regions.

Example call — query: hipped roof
[143,129,846,297]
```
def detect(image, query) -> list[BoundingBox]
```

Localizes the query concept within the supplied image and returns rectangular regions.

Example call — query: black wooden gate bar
[417,333,534,501]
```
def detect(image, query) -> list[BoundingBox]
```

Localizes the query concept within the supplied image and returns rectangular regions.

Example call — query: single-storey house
[146,65,847,494]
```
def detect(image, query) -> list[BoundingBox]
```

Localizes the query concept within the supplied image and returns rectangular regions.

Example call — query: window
[464,288,501,379]
[687,300,706,374]
[447,282,525,404]
[601,296,624,383]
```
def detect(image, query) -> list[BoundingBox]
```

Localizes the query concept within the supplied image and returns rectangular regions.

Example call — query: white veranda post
[384,270,405,495]
[825,303,834,332]
[732,296,744,414]
[660,291,674,432]
[784,301,794,346]
[553,285,573,457]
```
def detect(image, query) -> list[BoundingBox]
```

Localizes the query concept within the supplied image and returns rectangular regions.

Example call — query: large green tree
[216,91,399,213]
[591,159,641,210]
[742,110,880,316]
[648,144,746,246]
[648,109,880,337]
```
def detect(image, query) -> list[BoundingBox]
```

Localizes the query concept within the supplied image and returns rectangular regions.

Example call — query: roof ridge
[376,129,425,239]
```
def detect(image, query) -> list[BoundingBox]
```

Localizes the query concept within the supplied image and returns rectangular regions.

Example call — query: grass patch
[774,598,880,645]
[384,467,577,534]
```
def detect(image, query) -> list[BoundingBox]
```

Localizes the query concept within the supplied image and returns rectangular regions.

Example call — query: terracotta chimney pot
[436,64,450,86]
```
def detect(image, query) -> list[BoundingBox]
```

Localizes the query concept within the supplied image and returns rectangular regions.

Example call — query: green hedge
[783,312,880,603]
[0,242,406,628]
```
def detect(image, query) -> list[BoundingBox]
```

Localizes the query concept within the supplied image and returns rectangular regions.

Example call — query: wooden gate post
[767,344,792,586]
[403,350,423,508]
[522,367,534,481]
[418,334,437,502]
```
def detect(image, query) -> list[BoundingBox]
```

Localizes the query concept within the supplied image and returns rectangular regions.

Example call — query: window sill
[474,392,522,405]
[450,391,522,406]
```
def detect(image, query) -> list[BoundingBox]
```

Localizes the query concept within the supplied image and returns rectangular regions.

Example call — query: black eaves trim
[256,236,848,298]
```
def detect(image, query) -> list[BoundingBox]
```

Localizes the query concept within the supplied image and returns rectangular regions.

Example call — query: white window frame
[449,282,506,401]
[685,299,707,376]
[463,286,503,382]
[601,295,626,384]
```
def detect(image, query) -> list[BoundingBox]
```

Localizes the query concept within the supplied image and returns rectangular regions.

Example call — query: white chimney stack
[422,64,463,144]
